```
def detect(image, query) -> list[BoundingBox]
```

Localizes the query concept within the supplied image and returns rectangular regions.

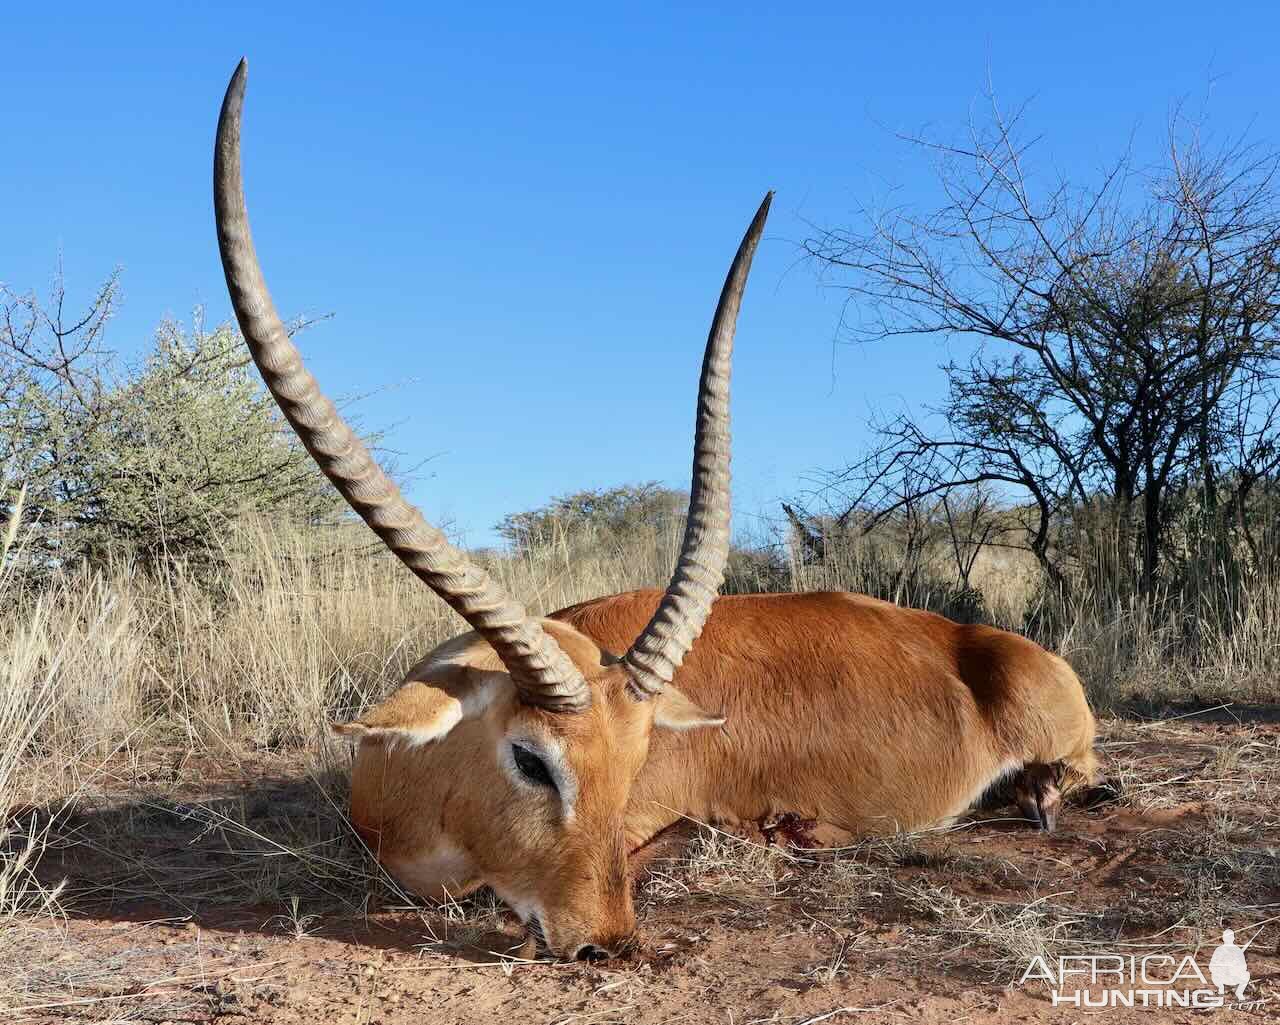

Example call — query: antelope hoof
[1014,763,1061,832]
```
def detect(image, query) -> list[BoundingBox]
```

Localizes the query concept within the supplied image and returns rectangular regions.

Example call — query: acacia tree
[1,270,339,567]
[805,98,1280,596]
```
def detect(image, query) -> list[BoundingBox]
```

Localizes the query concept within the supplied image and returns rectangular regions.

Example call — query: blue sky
[5,3,1278,546]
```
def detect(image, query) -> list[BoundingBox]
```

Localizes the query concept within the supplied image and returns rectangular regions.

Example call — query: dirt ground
[4,711,1279,1024]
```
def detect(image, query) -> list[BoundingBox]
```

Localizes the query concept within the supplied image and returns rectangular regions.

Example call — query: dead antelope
[214,61,1098,961]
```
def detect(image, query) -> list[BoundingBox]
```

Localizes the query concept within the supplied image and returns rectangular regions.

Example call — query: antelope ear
[331,681,467,747]
[652,685,726,733]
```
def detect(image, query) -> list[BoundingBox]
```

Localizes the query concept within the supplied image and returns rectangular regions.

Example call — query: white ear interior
[327,677,486,748]
[330,700,463,747]
[652,684,726,733]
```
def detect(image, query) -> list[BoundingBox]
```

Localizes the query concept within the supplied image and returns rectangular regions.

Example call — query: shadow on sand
[10,769,527,962]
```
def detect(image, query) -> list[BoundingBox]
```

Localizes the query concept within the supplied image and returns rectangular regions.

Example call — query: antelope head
[213,59,769,959]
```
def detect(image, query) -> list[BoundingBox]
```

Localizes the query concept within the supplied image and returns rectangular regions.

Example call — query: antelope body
[347,590,1096,955]
[213,61,1098,961]
[556,589,1098,839]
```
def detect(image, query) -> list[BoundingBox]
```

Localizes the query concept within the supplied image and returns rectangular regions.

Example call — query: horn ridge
[623,192,772,698]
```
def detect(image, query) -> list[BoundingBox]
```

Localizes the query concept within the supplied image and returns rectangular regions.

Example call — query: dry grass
[4,502,1280,1018]
[3,514,686,766]
[6,508,1279,775]
[636,817,1109,984]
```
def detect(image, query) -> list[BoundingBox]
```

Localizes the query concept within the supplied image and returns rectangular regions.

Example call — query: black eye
[512,744,556,790]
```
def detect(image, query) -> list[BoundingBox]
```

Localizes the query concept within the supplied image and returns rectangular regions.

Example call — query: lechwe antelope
[214,61,1098,961]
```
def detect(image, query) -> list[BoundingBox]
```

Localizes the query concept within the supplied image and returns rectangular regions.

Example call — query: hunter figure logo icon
[1209,929,1251,1000]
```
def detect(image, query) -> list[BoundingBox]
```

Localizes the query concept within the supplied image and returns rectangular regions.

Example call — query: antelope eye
[511,744,555,790]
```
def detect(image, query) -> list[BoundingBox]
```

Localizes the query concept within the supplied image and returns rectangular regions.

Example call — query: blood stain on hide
[759,812,820,849]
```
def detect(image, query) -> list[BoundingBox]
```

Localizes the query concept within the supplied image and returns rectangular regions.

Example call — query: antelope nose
[574,943,612,962]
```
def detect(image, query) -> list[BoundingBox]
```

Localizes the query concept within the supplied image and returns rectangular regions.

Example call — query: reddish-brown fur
[342,589,1097,957]
[555,590,1097,840]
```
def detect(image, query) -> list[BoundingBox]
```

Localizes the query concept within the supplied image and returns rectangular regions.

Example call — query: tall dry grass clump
[1,513,688,765]
[1048,557,1280,708]
[154,513,687,750]
[2,483,119,918]
[780,526,1038,631]
[4,499,1280,790]
[770,515,1280,709]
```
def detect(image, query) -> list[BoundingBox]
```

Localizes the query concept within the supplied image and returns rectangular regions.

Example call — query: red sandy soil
[5,714,1278,1023]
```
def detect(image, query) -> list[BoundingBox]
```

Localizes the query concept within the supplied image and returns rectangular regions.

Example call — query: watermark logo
[1210,929,1252,1001]
[1018,928,1265,1010]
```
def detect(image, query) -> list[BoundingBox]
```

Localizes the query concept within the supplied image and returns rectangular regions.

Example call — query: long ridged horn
[623,192,771,698]
[213,59,589,712]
